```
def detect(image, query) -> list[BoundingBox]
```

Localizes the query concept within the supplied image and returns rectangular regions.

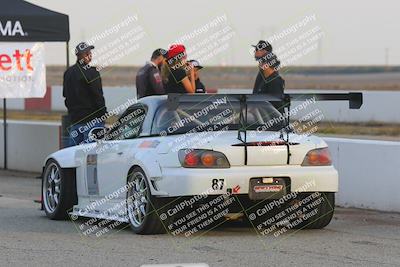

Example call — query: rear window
[151,97,284,135]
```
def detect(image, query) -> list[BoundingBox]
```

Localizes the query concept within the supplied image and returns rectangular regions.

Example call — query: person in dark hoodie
[252,40,285,113]
[63,42,107,146]
[136,48,166,98]
[252,40,285,96]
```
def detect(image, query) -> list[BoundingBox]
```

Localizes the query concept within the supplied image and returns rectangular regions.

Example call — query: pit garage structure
[0,0,70,168]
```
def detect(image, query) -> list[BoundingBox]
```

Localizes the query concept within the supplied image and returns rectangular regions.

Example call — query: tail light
[179,149,230,168]
[302,147,332,166]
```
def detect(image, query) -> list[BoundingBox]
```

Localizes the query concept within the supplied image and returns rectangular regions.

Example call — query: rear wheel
[126,167,166,234]
[42,160,75,220]
[291,192,335,229]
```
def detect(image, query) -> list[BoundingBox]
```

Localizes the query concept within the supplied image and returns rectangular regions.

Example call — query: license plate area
[249,177,290,200]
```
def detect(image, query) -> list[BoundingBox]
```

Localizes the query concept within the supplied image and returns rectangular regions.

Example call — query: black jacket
[136,62,164,98]
[253,71,285,97]
[63,62,107,124]
[253,71,285,113]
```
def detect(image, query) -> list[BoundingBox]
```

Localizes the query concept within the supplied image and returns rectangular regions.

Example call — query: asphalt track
[0,170,399,267]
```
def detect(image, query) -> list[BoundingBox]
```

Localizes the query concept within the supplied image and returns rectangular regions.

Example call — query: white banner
[0,42,46,98]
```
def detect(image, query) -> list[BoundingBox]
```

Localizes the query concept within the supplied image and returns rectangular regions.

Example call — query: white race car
[41,93,362,234]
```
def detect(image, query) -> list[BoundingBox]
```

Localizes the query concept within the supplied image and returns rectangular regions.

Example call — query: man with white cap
[63,42,107,146]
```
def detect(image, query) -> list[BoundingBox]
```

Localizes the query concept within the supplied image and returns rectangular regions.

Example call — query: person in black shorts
[162,44,195,94]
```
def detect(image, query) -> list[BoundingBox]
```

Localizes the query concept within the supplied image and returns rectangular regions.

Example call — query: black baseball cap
[75,42,95,56]
[252,40,272,52]
[151,48,168,59]
[188,59,203,69]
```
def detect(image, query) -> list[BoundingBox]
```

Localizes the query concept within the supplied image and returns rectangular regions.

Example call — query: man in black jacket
[136,48,166,98]
[252,40,285,113]
[63,42,107,146]
[252,40,274,92]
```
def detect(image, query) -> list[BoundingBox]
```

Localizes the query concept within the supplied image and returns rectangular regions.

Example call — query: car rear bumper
[154,165,338,197]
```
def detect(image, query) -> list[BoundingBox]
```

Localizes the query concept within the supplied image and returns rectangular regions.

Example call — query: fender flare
[130,150,167,196]
[43,148,86,169]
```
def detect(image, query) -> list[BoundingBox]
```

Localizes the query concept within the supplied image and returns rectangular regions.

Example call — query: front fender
[43,146,86,169]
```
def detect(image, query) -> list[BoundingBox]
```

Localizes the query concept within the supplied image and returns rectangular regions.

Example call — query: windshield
[151,98,285,135]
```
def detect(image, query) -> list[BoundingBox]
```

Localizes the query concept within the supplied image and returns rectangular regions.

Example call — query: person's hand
[189,64,195,80]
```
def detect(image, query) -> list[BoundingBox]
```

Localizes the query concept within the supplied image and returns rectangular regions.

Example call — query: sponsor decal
[153,72,162,83]
[233,185,241,194]
[254,185,283,193]
[138,140,160,148]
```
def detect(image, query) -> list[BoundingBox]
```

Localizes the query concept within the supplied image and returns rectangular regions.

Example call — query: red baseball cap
[167,44,186,60]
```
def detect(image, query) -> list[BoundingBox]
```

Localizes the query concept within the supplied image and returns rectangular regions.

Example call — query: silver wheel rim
[127,172,149,228]
[43,163,61,213]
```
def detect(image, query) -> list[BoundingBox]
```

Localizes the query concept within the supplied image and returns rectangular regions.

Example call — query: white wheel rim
[127,172,149,228]
[43,163,61,213]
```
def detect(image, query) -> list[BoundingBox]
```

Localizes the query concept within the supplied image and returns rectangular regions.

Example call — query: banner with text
[0,42,46,98]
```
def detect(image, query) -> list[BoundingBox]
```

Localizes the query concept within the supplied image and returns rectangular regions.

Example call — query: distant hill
[47,65,400,90]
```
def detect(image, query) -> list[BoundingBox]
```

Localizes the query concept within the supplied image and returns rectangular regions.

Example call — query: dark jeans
[67,121,105,147]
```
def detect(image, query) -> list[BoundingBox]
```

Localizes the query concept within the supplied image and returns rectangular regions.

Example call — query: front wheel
[126,167,166,234]
[42,160,75,220]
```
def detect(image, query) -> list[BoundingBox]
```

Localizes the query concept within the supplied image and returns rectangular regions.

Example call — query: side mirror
[88,127,107,142]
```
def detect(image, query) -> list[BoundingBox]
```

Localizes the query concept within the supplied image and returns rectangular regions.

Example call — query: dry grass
[316,121,400,137]
[47,65,400,90]
[0,110,63,121]
[1,110,399,139]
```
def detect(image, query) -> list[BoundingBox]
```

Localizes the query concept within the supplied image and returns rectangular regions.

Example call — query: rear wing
[167,92,363,109]
[167,93,283,110]
[286,92,363,109]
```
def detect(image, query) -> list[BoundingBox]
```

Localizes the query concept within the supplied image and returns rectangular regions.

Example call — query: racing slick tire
[291,192,335,229]
[42,159,76,220]
[126,167,166,235]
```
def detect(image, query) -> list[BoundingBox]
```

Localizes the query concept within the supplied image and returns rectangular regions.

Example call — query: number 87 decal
[211,179,225,190]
